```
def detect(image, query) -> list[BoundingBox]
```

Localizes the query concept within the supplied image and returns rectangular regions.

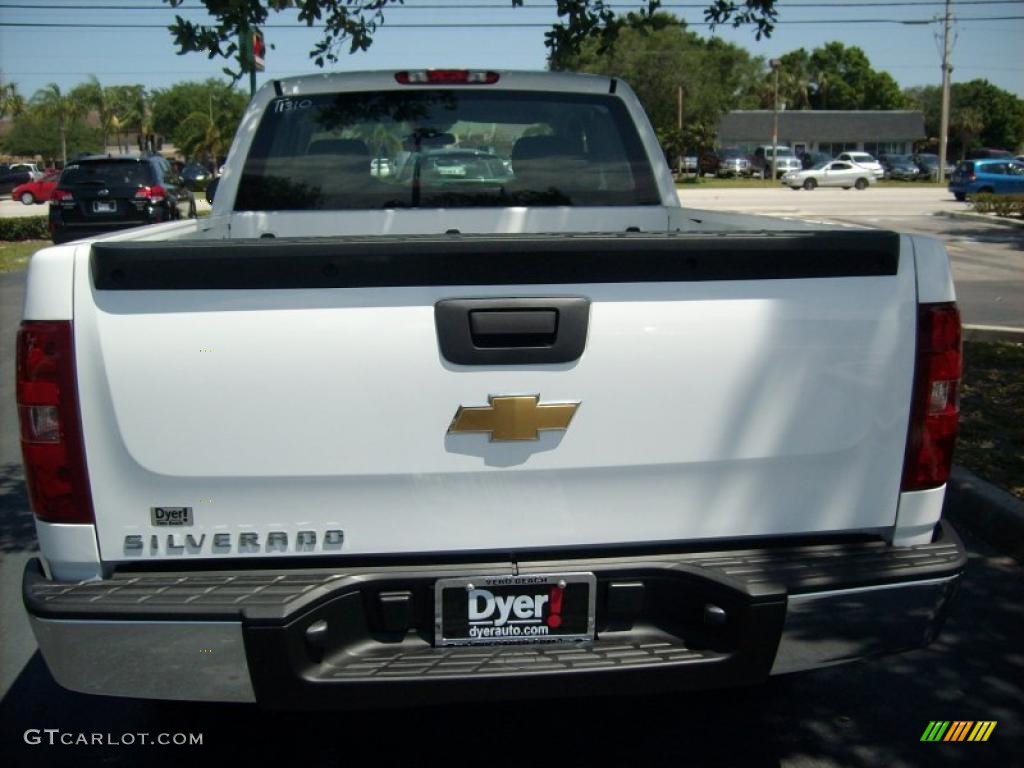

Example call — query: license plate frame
[93,200,116,213]
[434,572,596,647]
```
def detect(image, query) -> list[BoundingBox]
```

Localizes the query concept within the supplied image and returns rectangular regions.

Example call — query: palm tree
[951,107,985,160]
[177,101,226,168]
[72,75,119,152]
[31,83,88,164]
[779,63,812,110]
[1,79,26,118]
[106,85,146,153]
[351,122,402,158]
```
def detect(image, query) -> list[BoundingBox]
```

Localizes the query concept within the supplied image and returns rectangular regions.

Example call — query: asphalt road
[680,186,1024,329]
[0,197,211,218]
[1,204,1022,766]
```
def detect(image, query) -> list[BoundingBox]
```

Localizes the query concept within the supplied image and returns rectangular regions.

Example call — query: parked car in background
[0,167,33,195]
[781,160,876,191]
[181,161,214,190]
[397,148,514,186]
[751,145,801,179]
[370,157,394,177]
[835,152,884,179]
[49,154,196,244]
[879,154,921,181]
[800,151,832,170]
[2,162,43,179]
[675,153,699,175]
[966,148,1014,160]
[913,153,956,181]
[948,159,1024,201]
[11,172,60,204]
[708,147,753,177]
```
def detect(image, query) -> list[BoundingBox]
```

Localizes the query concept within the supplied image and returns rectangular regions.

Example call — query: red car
[12,172,59,205]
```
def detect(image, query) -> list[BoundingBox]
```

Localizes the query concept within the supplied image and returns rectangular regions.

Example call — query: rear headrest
[511,136,578,161]
[306,139,370,156]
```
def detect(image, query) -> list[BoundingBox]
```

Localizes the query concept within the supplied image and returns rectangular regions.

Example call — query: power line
[2,16,1023,28]
[2,0,1023,7]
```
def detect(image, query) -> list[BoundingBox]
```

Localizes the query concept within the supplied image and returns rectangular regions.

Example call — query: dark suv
[49,155,196,244]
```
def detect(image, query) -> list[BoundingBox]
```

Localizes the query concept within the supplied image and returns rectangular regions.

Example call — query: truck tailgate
[76,231,917,563]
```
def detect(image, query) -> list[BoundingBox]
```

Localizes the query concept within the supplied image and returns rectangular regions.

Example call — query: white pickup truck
[18,70,965,707]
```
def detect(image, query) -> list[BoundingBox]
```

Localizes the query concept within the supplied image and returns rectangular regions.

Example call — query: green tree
[162,1,779,78]
[30,83,91,164]
[804,42,905,110]
[951,107,985,160]
[150,79,248,161]
[1,78,26,119]
[557,12,763,162]
[905,80,1024,155]
[952,80,1024,152]
[770,48,813,110]
[2,103,102,161]
[105,84,148,153]
[71,76,119,152]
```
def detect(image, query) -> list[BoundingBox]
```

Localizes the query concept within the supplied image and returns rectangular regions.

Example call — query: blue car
[948,158,1024,201]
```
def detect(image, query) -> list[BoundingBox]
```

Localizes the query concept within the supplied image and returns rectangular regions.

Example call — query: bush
[968,193,1024,218]
[0,216,49,241]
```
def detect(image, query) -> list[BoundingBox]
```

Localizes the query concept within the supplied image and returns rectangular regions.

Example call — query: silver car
[781,160,876,191]
[835,152,885,179]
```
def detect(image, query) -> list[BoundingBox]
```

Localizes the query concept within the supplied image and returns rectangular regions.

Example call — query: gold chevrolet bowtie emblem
[448,395,580,441]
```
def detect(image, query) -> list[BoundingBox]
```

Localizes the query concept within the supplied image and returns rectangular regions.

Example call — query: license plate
[435,573,596,647]
[93,201,116,213]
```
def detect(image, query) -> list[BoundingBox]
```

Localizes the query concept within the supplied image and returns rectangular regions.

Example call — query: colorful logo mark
[921,721,997,742]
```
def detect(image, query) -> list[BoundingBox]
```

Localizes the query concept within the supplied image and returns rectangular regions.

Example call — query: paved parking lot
[0,197,211,218]
[678,184,965,218]
[680,186,1024,329]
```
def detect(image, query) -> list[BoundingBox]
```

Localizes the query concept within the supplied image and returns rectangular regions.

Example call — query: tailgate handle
[469,309,557,347]
[435,298,589,366]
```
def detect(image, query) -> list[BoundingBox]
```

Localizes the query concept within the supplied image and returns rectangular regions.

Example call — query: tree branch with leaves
[163,0,778,80]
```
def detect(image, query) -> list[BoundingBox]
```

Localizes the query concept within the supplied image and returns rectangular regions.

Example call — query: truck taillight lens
[50,188,73,203]
[134,184,166,202]
[395,70,500,85]
[901,303,961,491]
[16,321,95,524]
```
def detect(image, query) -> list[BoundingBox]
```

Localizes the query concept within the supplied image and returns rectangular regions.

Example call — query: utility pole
[677,84,683,176]
[938,0,953,183]
[770,58,781,182]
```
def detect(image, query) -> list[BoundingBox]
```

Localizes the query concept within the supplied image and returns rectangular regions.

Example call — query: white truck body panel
[75,242,917,562]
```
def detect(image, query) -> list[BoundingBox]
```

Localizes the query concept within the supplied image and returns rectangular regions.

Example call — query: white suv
[836,152,884,179]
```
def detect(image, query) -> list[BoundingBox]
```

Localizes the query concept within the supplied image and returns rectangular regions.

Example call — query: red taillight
[50,188,73,203]
[134,184,166,203]
[16,321,95,524]
[901,303,962,491]
[395,70,500,85]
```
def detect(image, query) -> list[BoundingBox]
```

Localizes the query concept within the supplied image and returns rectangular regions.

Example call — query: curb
[935,210,1024,229]
[963,325,1024,344]
[944,465,1024,562]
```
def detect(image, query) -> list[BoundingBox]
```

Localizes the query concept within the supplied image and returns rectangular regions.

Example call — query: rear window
[235,89,661,211]
[61,161,153,187]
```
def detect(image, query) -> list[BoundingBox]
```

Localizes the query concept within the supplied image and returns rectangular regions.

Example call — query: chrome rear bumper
[25,522,965,706]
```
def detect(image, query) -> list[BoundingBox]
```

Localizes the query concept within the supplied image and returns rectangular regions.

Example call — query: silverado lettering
[123,530,345,555]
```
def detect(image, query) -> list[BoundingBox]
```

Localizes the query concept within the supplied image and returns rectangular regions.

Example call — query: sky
[1,0,1022,100]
